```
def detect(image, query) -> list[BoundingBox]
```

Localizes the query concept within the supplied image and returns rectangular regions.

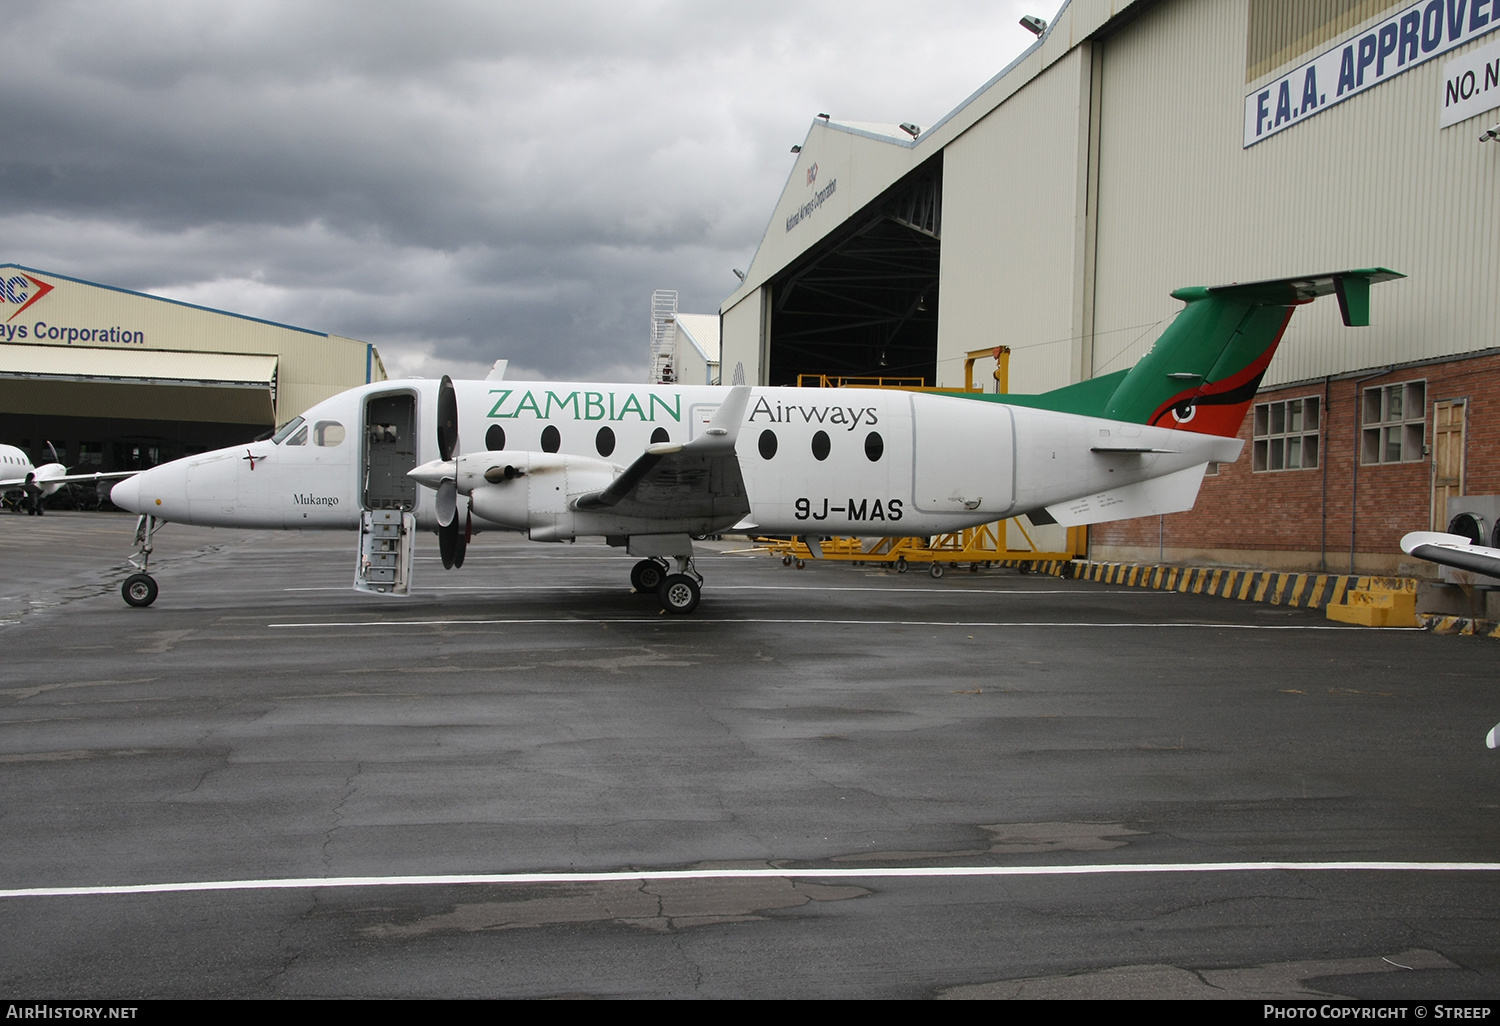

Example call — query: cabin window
[651,427,670,444]
[596,426,616,457]
[314,421,345,447]
[864,431,884,462]
[811,430,830,461]
[1253,396,1319,471]
[1361,381,1426,465]
[285,424,309,447]
[758,429,777,460]
[273,416,306,445]
[486,425,505,450]
[541,425,561,453]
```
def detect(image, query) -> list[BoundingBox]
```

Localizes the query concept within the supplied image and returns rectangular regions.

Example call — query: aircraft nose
[109,474,143,513]
[110,460,189,518]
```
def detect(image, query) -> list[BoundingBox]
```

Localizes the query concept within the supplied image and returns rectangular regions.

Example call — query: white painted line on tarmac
[5,861,1497,900]
[265,617,1390,630]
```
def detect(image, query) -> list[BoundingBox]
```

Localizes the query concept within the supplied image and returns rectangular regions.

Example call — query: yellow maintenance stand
[758,520,1087,577]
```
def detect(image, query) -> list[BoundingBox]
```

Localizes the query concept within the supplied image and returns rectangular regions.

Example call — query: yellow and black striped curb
[1002,558,1414,612]
[1416,613,1500,639]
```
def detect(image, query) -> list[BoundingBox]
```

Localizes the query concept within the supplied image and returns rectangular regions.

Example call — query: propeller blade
[434,374,465,569]
[437,375,459,462]
[453,503,468,569]
[435,477,457,528]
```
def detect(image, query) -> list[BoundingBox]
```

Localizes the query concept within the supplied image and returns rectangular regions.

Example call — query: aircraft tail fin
[995,268,1402,438]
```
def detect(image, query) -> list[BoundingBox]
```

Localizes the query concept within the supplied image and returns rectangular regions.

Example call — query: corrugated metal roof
[827,120,918,143]
[675,314,721,363]
[0,264,328,337]
[0,343,277,387]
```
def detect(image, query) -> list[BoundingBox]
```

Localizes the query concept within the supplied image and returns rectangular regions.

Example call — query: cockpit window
[285,425,309,446]
[314,421,345,446]
[272,417,306,445]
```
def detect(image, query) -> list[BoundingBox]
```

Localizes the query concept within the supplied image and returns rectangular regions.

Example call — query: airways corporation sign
[0,270,148,344]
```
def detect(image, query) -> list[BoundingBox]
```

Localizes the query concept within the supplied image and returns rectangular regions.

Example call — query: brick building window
[1361,381,1426,464]
[1253,396,1319,471]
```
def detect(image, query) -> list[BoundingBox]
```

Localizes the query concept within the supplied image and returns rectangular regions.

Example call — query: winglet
[686,385,752,454]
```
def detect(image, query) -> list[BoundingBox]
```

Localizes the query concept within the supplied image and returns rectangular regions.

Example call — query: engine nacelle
[460,450,620,539]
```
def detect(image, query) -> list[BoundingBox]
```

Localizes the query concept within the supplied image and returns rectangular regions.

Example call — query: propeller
[435,375,468,569]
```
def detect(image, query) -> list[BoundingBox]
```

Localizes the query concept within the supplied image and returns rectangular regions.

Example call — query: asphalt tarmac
[3,512,1499,999]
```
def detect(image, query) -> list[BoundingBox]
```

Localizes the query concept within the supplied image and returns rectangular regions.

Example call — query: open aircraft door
[355,389,419,595]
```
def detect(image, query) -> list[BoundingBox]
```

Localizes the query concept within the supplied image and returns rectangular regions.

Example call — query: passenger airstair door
[364,392,418,511]
[355,509,415,595]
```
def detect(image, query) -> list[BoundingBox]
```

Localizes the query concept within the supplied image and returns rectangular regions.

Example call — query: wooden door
[1431,399,1466,531]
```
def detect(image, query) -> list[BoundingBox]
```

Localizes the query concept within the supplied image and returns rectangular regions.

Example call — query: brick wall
[1090,350,1500,570]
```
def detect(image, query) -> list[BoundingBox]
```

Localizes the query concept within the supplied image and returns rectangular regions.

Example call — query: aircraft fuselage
[111,378,1240,538]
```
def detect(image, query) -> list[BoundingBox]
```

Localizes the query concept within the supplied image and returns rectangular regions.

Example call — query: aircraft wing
[1,469,139,490]
[1400,531,1500,579]
[573,385,752,523]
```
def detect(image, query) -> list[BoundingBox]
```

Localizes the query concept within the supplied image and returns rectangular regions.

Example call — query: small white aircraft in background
[108,268,1400,613]
[0,442,134,515]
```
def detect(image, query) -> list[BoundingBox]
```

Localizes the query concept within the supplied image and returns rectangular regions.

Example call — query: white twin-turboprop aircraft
[107,268,1401,613]
[1,442,135,514]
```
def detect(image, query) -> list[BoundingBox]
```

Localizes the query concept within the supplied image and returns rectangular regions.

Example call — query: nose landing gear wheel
[658,574,701,614]
[122,573,158,607]
[631,558,668,593]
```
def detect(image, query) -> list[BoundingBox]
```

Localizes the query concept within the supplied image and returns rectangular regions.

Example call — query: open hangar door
[0,345,279,507]
[766,158,942,387]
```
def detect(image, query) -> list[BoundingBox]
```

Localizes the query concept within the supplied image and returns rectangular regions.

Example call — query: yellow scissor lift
[763,347,1086,576]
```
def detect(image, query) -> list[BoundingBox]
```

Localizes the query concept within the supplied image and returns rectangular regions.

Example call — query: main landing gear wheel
[631,558,668,593]
[122,573,158,608]
[658,574,701,614]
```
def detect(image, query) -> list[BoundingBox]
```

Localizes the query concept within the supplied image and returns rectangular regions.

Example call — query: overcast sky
[2,0,1045,383]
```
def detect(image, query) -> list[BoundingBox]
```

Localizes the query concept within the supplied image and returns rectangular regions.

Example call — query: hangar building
[0,264,385,478]
[722,0,1500,572]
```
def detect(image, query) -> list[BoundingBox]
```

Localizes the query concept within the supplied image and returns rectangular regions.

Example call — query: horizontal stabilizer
[1043,464,1208,527]
[1196,268,1404,326]
[1090,444,1183,455]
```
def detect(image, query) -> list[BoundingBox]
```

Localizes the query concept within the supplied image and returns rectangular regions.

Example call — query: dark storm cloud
[0,0,1039,382]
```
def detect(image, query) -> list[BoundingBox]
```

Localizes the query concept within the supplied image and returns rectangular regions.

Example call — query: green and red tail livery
[982,268,1403,439]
